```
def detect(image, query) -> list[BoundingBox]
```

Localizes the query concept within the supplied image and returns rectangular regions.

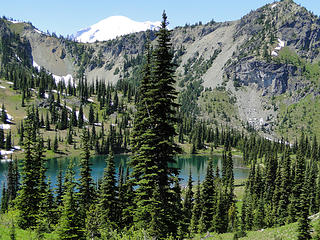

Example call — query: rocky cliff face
[227,57,298,95]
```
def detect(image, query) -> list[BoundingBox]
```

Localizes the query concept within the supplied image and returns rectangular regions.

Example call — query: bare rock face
[229,57,298,95]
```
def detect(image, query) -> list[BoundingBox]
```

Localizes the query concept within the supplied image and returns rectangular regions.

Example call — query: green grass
[276,93,320,140]
[198,88,241,128]
[0,210,58,240]
[192,219,320,240]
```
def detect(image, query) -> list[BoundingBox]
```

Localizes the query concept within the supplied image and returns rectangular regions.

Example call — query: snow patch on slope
[74,16,161,43]
[0,109,13,121]
[33,61,41,71]
[33,61,75,86]
[34,29,44,35]
[0,124,11,130]
[9,20,22,24]
[52,74,74,86]
[271,39,285,57]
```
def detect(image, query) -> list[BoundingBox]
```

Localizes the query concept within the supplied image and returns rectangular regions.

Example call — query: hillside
[1,0,320,146]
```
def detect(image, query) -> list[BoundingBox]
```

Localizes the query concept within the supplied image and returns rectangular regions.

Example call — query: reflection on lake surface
[0,154,249,197]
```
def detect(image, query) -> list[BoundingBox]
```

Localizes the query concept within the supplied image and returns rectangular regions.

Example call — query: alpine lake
[0,154,249,197]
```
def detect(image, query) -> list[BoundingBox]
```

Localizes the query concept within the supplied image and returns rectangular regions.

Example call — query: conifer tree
[15,111,42,229]
[78,129,95,212]
[67,126,73,145]
[212,189,227,233]
[171,177,184,237]
[1,103,8,123]
[183,169,193,231]
[57,160,83,239]
[21,90,25,107]
[199,159,215,232]
[13,158,19,198]
[277,150,291,225]
[55,166,64,207]
[1,183,8,212]
[59,103,68,130]
[130,12,181,238]
[6,160,16,203]
[225,150,235,212]
[71,106,77,127]
[190,177,201,234]
[0,128,4,148]
[288,135,306,223]
[47,138,51,150]
[45,111,50,130]
[89,104,95,124]
[120,168,134,228]
[37,176,55,234]
[9,222,16,240]
[78,104,84,128]
[98,152,118,230]
[53,134,58,153]
[297,185,311,240]
[253,197,265,230]
[148,183,167,238]
[5,130,12,150]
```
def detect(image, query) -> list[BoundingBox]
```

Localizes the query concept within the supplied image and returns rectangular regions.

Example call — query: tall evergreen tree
[59,103,68,130]
[1,103,8,123]
[297,185,311,240]
[78,129,95,212]
[277,150,291,225]
[15,111,42,229]
[78,104,84,128]
[190,177,201,235]
[120,168,134,228]
[1,183,8,212]
[212,189,227,233]
[55,165,63,207]
[5,130,12,150]
[98,152,118,230]
[130,12,181,238]
[183,169,194,233]
[0,127,4,148]
[89,104,95,125]
[199,159,215,232]
[57,160,83,240]
[53,134,58,153]
[288,135,307,223]
[45,111,50,130]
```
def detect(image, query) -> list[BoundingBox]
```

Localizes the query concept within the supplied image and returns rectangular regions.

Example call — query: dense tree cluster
[240,133,317,239]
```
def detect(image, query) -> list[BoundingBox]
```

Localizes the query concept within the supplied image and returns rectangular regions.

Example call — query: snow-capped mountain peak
[74,16,161,43]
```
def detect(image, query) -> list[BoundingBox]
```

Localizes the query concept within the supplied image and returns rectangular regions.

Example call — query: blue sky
[1,0,320,36]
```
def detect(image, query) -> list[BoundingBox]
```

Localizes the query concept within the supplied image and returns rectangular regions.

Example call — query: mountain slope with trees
[1,0,317,142]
